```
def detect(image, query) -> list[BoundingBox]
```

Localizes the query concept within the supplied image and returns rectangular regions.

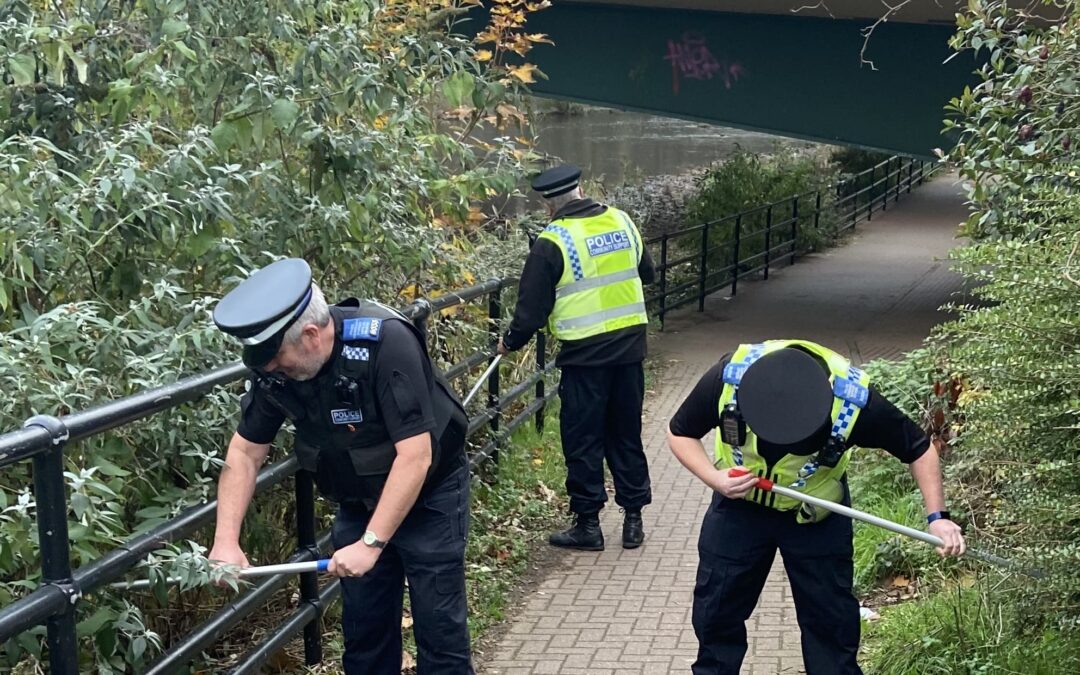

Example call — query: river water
[528,108,816,188]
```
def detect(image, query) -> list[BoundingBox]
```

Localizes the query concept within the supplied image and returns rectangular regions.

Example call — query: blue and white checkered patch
[342,317,383,341]
[343,345,369,361]
[728,343,766,403]
[545,224,584,281]
[830,366,866,441]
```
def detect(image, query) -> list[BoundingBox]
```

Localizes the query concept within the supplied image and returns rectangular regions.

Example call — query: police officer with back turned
[209,258,474,674]
[499,164,656,551]
[667,340,966,674]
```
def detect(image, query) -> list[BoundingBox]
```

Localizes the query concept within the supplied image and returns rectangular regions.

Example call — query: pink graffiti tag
[664,32,746,95]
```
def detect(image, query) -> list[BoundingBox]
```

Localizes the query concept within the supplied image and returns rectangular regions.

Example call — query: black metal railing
[646,156,938,327]
[0,277,554,674]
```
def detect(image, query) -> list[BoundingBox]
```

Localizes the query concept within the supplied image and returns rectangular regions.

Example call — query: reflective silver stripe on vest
[555,268,640,300]
[554,302,648,332]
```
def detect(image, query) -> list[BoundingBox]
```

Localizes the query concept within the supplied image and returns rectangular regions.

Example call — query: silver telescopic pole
[463,354,502,406]
[109,559,330,591]
[729,469,1044,578]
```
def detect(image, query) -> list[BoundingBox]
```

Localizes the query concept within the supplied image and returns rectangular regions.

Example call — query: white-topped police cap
[531,164,582,199]
[738,348,833,445]
[212,258,313,369]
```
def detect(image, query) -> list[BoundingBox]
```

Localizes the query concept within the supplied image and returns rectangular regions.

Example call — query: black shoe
[549,513,604,551]
[622,510,644,549]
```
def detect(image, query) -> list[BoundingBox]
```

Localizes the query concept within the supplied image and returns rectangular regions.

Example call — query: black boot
[549,513,604,551]
[622,510,644,549]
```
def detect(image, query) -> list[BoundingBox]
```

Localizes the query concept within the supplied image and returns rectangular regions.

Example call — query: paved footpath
[479,176,969,675]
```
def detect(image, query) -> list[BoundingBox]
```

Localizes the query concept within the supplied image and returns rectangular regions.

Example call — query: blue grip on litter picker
[317,559,330,572]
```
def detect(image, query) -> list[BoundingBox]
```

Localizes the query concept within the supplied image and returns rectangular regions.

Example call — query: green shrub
[858,1,1080,670]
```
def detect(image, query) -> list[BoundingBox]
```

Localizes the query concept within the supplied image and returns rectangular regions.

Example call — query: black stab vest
[256,299,466,506]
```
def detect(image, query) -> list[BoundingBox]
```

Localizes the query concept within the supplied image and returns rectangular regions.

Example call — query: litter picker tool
[463,354,502,406]
[109,559,331,591]
[728,468,1044,578]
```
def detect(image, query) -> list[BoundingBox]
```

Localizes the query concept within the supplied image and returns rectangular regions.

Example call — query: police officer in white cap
[210,258,474,674]
[499,164,656,551]
[667,340,965,675]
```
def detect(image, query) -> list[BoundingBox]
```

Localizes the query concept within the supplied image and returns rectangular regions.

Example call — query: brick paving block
[529,659,564,674]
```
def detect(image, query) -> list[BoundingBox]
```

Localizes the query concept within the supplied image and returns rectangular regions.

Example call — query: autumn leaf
[508,63,538,83]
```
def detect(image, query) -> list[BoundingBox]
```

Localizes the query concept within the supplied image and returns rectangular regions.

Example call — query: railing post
[731,215,741,296]
[487,285,501,467]
[882,158,890,211]
[763,205,772,280]
[867,165,874,221]
[658,234,668,330]
[24,416,78,675]
[698,223,709,311]
[535,330,546,433]
[814,191,822,251]
[907,159,914,193]
[790,196,799,262]
[294,469,322,666]
[893,157,901,203]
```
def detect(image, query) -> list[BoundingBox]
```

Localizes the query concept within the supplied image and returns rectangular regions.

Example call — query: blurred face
[263,326,325,381]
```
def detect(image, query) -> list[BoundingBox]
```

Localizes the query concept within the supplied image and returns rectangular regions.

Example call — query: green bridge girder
[512,2,977,158]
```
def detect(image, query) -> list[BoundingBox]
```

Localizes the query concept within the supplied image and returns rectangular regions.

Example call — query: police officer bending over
[210,259,473,675]
[667,340,965,675]
[499,164,656,551]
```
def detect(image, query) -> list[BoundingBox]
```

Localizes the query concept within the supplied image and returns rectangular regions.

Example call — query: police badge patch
[585,230,632,257]
[342,317,383,341]
[331,409,363,425]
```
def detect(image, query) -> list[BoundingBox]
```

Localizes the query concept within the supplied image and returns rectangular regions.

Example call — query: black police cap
[212,258,313,369]
[738,348,833,445]
[531,164,582,199]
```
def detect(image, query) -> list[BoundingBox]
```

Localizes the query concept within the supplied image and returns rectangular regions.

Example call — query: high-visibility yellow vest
[714,340,871,523]
[538,207,648,341]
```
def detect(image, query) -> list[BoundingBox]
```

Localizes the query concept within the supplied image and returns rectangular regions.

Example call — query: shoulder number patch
[342,317,383,341]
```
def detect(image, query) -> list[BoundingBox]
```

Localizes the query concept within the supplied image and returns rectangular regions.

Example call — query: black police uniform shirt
[237,319,441,466]
[669,355,931,466]
[503,198,657,367]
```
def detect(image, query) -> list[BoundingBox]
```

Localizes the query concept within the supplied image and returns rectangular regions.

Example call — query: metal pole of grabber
[728,468,1044,578]
[464,353,502,407]
[109,559,331,591]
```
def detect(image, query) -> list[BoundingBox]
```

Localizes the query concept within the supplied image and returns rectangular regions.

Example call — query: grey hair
[283,282,330,344]
[545,186,584,213]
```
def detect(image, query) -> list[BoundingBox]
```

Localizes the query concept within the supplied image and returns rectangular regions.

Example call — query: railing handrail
[645,156,913,245]
[647,156,938,326]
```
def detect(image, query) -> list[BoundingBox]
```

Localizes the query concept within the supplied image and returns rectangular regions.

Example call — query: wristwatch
[926,511,951,524]
[362,530,387,549]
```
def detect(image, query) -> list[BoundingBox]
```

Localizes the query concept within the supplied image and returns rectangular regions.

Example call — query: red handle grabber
[728,467,773,491]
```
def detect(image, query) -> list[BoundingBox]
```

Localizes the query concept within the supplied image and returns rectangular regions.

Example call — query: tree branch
[859,0,915,71]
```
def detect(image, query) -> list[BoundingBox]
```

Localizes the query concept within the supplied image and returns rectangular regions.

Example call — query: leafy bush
[829,147,893,178]
[858,1,1080,670]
